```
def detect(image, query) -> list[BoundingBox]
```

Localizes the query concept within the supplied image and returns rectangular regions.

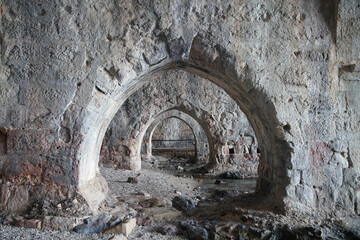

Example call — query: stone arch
[100,70,256,173]
[142,110,210,164]
[77,35,292,212]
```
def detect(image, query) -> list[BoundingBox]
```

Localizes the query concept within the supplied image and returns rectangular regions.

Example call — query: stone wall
[152,118,194,144]
[0,0,358,218]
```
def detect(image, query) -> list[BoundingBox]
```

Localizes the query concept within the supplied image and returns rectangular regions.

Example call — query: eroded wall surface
[0,0,358,217]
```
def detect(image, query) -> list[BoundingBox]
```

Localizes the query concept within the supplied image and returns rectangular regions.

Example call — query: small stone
[224,171,244,179]
[104,218,137,237]
[174,190,182,195]
[128,208,137,217]
[240,215,248,222]
[161,224,178,235]
[141,207,182,221]
[214,179,224,184]
[136,216,153,226]
[187,225,209,240]
[136,191,150,197]
[177,166,184,171]
[42,216,77,231]
[172,196,195,211]
[127,177,140,184]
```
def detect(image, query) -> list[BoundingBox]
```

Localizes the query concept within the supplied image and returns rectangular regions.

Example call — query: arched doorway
[142,110,210,164]
[77,35,291,212]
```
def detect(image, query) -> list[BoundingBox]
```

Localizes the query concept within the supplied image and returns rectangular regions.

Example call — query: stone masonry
[0,0,358,220]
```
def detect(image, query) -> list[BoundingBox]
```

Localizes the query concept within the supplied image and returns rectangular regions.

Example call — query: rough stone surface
[0,0,358,223]
[161,224,179,236]
[73,213,111,234]
[103,218,137,237]
[172,196,196,211]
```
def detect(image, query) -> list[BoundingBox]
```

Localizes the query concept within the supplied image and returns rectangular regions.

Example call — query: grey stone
[161,224,178,236]
[73,213,111,234]
[187,225,209,240]
[172,196,195,211]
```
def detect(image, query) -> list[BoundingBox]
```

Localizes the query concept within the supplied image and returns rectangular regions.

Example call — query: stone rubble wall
[0,0,358,218]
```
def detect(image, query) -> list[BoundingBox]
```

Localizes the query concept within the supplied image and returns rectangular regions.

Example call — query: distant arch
[142,110,210,164]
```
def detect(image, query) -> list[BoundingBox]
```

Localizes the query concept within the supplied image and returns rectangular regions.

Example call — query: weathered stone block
[42,216,78,231]
[311,165,343,188]
[295,185,315,207]
[0,184,30,214]
[333,187,355,215]
[104,218,136,236]
[309,142,334,168]
[6,129,54,155]
[13,218,42,229]
[2,155,42,183]
[287,170,301,185]
[343,168,360,189]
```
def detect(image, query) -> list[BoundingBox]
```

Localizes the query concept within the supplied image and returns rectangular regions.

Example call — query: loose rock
[104,218,137,237]
[74,213,111,234]
[172,196,195,211]
[136,216,153,226]
[187,225,209,240]
[127,177,140,184]
[161,224,179,236]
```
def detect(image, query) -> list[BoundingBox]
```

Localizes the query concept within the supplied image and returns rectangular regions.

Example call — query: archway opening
[79,55,291,215]
[151,117,196,160]
[95,67,266,221]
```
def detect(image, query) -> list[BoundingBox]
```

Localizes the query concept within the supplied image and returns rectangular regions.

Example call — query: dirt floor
[1,155,359,239]
[104,155,256,204]
[0,155,257,239]
[101,154,257,239]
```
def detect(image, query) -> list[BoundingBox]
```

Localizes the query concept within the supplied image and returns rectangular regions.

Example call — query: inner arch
[152,118,197,158]
[142,111,210,165]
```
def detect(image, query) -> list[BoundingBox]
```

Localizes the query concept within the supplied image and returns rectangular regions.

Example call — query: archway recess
[77,35,291,212]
